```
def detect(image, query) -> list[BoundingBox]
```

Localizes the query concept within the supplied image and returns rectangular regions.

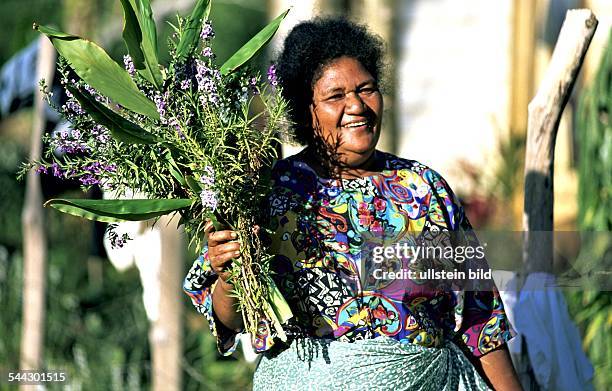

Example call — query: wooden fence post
[521,9,597,390]
[20,36,55,376]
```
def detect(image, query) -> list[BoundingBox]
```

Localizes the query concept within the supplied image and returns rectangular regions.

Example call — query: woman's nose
[344,91,366,113]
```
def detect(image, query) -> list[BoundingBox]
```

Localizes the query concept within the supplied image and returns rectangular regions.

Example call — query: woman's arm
[211,277,243,332]
[469,345,523,391]
[207,227,244,332]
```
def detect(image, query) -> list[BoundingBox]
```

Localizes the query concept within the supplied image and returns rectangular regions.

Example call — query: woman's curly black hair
[275,17,385,146]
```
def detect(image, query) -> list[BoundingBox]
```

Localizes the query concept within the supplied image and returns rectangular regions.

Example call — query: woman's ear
[309,103,316,131]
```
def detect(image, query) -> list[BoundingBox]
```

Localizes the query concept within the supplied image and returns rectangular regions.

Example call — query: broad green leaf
[35,24,159,119]
[45,198,193,223]
[135,0,163,88]
[176,0,211,59]
[66,85,160,144]
[119,0,163,89]
[220,9,289,75]
[119,0,148,78]
[119,0,145,67]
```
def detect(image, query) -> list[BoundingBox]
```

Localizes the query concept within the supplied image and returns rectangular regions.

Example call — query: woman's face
[310,56,383,168]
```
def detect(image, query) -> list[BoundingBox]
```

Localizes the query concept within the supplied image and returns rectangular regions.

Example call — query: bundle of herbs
[21,0,293,341]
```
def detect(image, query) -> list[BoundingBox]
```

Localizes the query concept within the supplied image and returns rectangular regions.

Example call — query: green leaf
[269,279,293,324]
[185,175,202,193]
[220,9,289,75]
[66,85,160,144]
[118,0,163,89]
[119,0,145,67]
[136,0,163,88]
[163,149,187,186]
[175,0,211,59]
[44,198,193,223]
[34,24,159,119]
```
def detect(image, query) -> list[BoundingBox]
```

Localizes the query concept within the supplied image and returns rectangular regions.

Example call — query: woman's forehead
[314,57,376,92]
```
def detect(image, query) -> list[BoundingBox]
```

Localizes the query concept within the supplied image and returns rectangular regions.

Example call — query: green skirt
[253,337,491,391]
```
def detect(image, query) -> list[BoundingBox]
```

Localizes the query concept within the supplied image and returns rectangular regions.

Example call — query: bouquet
[22,0,293,340]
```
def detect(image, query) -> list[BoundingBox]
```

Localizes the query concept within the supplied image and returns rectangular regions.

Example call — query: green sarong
[253,337,491,391]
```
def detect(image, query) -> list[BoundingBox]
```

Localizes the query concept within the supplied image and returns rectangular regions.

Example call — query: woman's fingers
[208,230,237,246]
[203,219,214,234]
[211,241,240,259]
[207,229,240,277]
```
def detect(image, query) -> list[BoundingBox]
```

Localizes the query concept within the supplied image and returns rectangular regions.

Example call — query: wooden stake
[20,36,55,376]
[523,9,597,274]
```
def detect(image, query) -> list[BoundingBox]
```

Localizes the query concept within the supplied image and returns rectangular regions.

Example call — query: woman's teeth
[345,121,368,128]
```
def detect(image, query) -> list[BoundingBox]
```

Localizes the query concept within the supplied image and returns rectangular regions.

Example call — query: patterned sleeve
[183,247,240,356]
[426,169,515,358]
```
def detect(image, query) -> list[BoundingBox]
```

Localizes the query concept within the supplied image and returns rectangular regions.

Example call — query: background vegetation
[0,1,265,389]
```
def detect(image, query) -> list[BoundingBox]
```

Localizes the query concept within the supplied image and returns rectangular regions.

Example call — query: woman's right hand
[205,220,240,284]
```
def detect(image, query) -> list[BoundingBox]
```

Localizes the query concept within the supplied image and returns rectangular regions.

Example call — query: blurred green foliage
[0,0,63,65]
[1,1,266,389]
[566,29,612,391]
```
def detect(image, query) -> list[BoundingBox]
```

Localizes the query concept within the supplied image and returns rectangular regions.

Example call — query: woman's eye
[327,94,344,101]
[359,87,378,94]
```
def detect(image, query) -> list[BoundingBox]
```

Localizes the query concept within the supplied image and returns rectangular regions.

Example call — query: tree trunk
[150,215,184,391]
[20,36,55,376]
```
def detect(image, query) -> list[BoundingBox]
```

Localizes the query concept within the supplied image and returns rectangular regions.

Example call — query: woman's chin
[340,148,377,168]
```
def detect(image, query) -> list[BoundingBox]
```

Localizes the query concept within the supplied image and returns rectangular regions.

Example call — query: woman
[184,17,522,390]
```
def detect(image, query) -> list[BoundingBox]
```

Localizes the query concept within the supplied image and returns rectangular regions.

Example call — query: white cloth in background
[497,272,594,391]
[103,221,162,323]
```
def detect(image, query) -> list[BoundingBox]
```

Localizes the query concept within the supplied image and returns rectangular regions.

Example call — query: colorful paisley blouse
[183,151,514,358]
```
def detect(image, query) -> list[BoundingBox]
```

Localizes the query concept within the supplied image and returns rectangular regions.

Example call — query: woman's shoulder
[270,151,320,195]
[379,151,449,189]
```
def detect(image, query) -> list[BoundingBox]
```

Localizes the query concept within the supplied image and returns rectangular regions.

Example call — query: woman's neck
[300,147,383,179]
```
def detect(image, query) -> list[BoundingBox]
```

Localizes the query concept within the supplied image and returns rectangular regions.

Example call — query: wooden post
[150,215,184,391]
[523,9,597,273]
[20,36,55,376]
[520,9,597,391]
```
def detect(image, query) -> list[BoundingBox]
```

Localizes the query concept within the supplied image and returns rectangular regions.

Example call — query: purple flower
[267,64,278,86]
[91,124,111,145]
[200,21,214,40]
[199,189,217,211]
[154,92,169,123]
[202,46,214,58]
[199,166,215,186]
[64,99,85,115]
[169,118,185,140]
[195,60,221,106]
[180,79,192,90]
[51,162,63,178]
[123,55,136,76]
[79,174,100,185]
[83,84,105,102]
[36,165,48,174]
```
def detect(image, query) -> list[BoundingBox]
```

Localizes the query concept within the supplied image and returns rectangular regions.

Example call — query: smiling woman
[183,17,522,391]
